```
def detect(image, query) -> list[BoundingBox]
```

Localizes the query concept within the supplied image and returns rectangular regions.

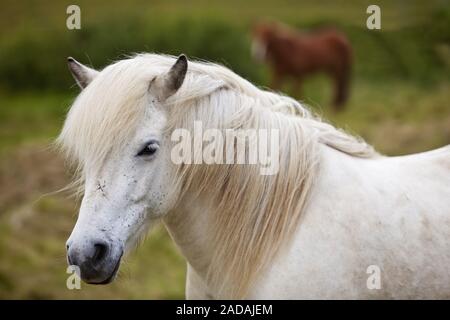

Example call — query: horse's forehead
[76,74,147,110]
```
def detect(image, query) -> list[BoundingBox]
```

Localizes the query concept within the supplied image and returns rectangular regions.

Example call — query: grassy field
[0,0,449,299]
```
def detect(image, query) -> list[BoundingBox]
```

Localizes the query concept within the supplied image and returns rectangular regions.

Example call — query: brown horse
[252,21,353,110]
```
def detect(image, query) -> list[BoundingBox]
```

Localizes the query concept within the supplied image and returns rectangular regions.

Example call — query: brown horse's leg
[332,47,352,111]
[293,78,303,100]
[332,68,350,111]
[270,70,283,91]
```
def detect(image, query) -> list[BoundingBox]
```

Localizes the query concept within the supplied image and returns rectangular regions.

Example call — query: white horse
[59,53,450,299]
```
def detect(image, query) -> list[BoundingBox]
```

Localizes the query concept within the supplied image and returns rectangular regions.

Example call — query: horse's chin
[85,254,122,285]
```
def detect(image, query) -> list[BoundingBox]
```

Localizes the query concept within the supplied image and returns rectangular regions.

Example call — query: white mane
[58,53,378,298]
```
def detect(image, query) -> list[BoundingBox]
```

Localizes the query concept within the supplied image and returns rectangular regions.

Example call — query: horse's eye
[137,142,159,157]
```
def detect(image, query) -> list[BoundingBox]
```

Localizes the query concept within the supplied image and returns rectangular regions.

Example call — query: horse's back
[392,145,450,168]
[298,29,351,65]
[368,145,450,216]
[384,145,450,193]
[250,145,450,299]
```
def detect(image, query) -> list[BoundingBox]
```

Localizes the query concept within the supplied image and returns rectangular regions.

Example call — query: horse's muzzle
[66,239,123,284]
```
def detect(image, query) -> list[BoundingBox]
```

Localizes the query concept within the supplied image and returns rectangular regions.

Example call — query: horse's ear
[67,57,99,89]
[154,54,188,101]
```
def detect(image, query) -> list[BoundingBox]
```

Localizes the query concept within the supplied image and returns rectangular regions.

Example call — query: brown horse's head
[251,21,278,61]
[252,21,279,43]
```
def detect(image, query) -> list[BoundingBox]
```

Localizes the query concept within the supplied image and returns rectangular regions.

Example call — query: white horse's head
[59,53,375,294]
[61,55,188,284]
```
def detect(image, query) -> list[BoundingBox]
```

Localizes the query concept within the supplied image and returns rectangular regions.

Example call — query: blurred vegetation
[0,0,449,91]
[0,0,449,299]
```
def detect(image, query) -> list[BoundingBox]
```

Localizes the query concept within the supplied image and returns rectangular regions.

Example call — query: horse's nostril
[66,240,72,251]
[92,242,108,264]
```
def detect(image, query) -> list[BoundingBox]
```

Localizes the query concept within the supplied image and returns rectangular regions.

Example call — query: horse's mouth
[86,254,122,285]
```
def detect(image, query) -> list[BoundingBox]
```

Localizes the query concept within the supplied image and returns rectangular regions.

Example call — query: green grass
[0,92,72,152]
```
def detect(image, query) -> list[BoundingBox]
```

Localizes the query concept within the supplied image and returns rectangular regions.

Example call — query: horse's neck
[163,193,215,277]
[162,96,313,290]
[162,143,365,294]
